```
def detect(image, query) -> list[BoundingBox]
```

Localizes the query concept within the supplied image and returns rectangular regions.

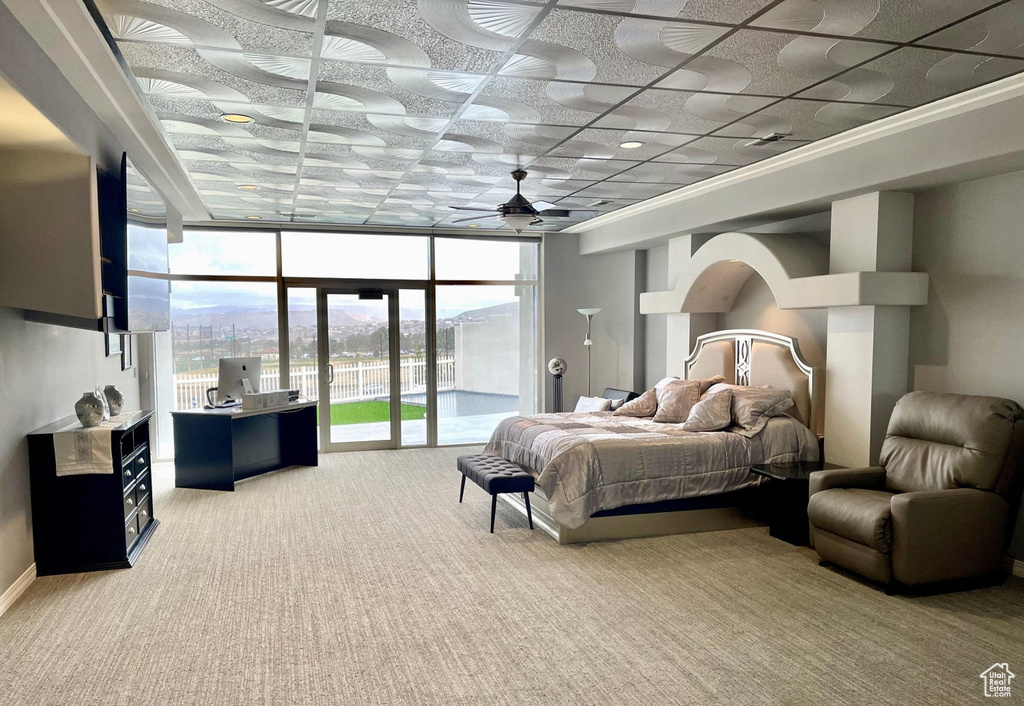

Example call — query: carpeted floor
[2,447,1023,705]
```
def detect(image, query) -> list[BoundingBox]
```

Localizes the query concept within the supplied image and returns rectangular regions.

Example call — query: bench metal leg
[490,494,497,533]
[459,474,466,503]
[524,492,534,530]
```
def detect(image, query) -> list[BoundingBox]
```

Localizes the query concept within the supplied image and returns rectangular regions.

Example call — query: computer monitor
[216,357,262,405]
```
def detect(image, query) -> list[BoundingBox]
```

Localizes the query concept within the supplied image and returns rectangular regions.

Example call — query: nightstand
[750,460,843,546]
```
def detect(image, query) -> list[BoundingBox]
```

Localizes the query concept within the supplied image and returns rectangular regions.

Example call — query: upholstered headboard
[684,329,823,435]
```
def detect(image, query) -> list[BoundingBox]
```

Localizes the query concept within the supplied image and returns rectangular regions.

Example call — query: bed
[487,329,823,544]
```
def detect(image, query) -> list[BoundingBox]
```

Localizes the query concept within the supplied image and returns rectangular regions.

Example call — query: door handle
[328,363,334,384]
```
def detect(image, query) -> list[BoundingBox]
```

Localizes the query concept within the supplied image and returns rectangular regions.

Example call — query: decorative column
[824,192,914,467]
[664,234,716,377]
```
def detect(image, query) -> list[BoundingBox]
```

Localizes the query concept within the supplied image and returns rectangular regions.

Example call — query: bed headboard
[684,329,823,435]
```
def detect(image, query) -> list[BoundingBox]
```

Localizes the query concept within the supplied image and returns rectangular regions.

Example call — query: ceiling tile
[524,9,727,85]
[325,0,513,72]
[550,128,697,159]
[592,87,779,136]
[919,1,1024,59]
[654,135,810,166]
[799,46,1024,107]
[555,0,775,24]
[473,76,611,125]
[316,62,469,115]
[656,30,892,96]
[606,161,735,183]
[750,0,999,43]
[740,98,905,141]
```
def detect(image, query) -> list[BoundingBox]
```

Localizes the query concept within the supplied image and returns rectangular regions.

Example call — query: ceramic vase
[94,384,110,420]
[103,385,124,416]
[75,392,105,428]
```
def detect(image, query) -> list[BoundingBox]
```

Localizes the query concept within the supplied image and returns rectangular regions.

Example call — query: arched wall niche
[640,231,927,314]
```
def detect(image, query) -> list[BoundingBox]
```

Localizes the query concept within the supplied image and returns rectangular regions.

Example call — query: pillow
[653,379,702,423]
[707,383,795,433]
[613,388,657,417]
[654,376,679,391]
[681,389,733,432]
[609,397,627,411]
[696,375,726,395]
[574,396,613,413]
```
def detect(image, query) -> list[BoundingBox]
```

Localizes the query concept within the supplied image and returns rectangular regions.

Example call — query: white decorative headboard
[684,329,823,435]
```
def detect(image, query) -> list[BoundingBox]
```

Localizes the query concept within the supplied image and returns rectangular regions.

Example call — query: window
[282,232,428,280]
[169,229,277,276]
[434,237,538,281]
[435,284,537,445]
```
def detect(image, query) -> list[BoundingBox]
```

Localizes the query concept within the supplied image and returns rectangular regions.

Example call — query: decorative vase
[75,392,105,428]
[94,384,110,420]
[103,385,124,416]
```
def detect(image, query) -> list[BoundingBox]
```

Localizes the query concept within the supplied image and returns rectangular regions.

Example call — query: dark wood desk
[171,401,317,491]
[750,460,843,546]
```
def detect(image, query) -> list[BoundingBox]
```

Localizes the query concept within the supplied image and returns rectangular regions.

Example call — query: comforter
[485,412,819,529]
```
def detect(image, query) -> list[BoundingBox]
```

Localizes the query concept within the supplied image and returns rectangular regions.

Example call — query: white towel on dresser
[51,414,132,476]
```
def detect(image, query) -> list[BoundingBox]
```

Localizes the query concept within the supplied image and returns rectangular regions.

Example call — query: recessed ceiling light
[467,224,480,228]
[238,184,260,191]
[129,208,140,213]
[244,215,262,220]
[220,113,254,124]
[619,141,644,149]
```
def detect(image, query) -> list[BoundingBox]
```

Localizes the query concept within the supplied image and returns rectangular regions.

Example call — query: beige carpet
[2,447,1024,705]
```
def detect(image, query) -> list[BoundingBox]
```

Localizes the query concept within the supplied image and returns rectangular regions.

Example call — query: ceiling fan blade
[449,205,497,212]
[541,209,599,218]
[532,200,559,211]
[451,214,497,223]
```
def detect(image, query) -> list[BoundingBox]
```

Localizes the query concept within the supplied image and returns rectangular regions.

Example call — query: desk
[172,401,317,491]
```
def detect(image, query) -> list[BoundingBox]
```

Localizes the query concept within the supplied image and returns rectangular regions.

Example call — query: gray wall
[543,233,645,411]
[644,245,669,389]
[718,274,828,369]
[0,6,139,596]
[909,168,1024,557]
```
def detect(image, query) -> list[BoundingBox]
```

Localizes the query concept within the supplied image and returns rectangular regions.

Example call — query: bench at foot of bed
[457,454,535,533]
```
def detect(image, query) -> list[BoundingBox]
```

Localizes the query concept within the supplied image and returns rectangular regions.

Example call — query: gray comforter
[485,412,819,529]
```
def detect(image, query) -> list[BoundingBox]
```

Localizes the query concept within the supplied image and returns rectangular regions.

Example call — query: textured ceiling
[92,0,1024,230]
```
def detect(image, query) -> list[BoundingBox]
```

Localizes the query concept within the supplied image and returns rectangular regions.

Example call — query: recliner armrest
[808,466,886,496]
[890,488,1010,585]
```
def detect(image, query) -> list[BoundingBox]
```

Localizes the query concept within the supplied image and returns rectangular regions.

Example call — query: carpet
[2,446,1023,705]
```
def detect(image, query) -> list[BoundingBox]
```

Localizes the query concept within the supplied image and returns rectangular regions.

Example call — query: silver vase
[103,385,124,416]
[75,392,105,428]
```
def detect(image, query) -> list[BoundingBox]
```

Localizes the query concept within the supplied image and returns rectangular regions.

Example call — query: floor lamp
[577,308,601,397]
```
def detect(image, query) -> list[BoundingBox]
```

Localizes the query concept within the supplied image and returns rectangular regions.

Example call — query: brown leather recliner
[809,391,1024,590]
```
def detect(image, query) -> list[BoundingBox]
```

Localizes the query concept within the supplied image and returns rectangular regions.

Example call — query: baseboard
[0,563,36,618]
[1011,558,1024,579]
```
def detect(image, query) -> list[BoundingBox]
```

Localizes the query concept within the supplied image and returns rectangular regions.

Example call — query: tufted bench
[457,454,535,533]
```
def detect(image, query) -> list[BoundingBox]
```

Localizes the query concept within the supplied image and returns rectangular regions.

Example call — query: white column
[824,192,914,467]
[664,235,716,377]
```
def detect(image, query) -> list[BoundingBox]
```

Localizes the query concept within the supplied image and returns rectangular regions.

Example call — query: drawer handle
[141,510,148,519]
[126,498,134,507]
[139,484,147,492]
[128,527,136,535]
[124,469,133,478]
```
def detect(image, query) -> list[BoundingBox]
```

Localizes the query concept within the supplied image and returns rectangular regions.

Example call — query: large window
[157,230,539,454]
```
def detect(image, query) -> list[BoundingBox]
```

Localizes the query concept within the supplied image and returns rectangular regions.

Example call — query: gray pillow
[653,379,702,423]
[681,389,733,432]
[706,383,795,433]
[614,388,657,417]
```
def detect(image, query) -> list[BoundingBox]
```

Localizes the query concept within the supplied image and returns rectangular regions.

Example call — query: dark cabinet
[27,411,158,576]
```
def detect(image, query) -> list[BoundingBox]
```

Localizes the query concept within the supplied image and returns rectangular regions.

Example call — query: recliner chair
[809,391,1024,591]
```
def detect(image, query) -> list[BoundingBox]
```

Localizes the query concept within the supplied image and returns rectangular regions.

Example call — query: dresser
[27,410,158,575]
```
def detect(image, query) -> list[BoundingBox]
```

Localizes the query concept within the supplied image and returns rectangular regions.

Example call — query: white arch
[640,231,927,314]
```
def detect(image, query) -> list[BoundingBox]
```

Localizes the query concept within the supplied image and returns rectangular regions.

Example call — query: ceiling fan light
[502,213,534,232]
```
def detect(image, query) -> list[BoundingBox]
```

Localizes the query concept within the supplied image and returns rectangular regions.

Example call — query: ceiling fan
[449,169,597,232]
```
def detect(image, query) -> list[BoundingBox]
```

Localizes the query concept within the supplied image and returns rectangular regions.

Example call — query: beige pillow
[613,388,657,417]
[653,379,702,423]
[681,389,733,432]
[696,375,726,395]
[707,383,795,432]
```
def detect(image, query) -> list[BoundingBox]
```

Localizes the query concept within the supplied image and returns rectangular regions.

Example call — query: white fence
[174,356,456,410]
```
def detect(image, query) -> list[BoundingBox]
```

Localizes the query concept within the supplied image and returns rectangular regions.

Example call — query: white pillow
[574,396,613,413]
[609,397,626,411]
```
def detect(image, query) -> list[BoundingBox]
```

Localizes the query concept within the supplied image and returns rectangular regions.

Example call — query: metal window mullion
[426,236,438,448]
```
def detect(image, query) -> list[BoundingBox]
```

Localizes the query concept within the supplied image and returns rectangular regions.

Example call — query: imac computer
[216,357,262,405]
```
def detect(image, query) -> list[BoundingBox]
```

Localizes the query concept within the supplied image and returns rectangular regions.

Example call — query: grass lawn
[320,400,426,426]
